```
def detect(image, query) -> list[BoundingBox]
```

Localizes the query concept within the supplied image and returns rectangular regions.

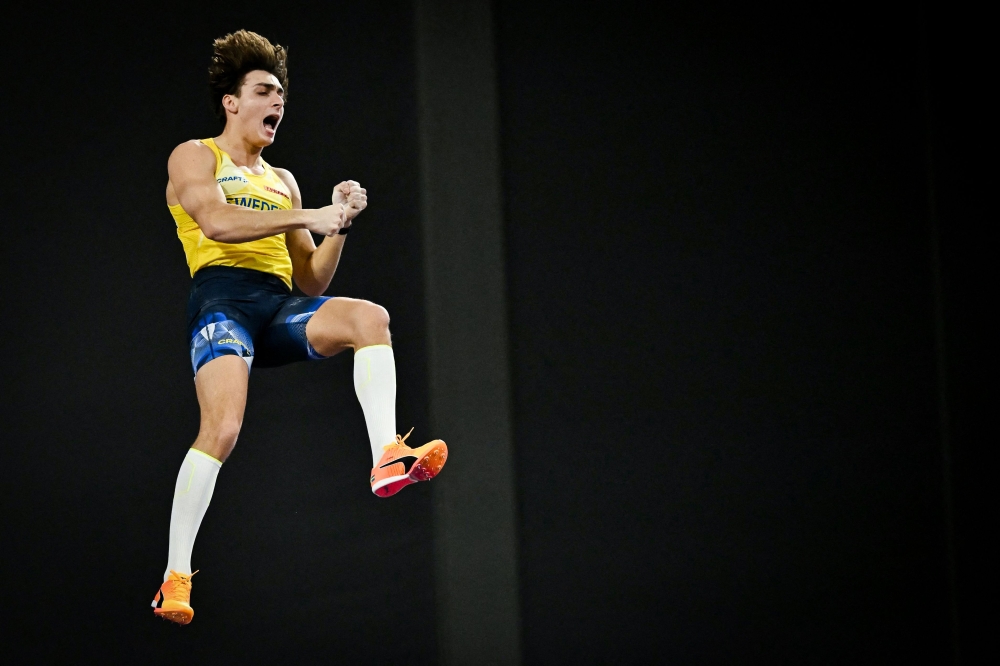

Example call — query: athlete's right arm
[167,141,346,242]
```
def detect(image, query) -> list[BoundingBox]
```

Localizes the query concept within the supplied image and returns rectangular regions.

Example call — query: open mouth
[263,114,280,132]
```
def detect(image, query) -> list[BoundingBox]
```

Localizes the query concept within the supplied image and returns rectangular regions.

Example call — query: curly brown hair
[209,30,288,125]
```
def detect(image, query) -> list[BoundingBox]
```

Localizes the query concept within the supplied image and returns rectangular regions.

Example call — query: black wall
[497,2,951,662]
[2,1,981,663]
[925,3,990,655]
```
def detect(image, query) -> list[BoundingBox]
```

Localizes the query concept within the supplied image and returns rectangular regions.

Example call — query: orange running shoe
[151,570,197,625]
[370,428,447,497]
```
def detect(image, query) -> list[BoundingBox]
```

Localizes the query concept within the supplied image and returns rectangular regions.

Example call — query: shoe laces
[167,570,198,593]
[387,427,415,451]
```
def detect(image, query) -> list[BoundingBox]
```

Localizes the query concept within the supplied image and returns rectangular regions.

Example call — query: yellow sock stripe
[188,447,223,466]
[179,459,196,496]
[354,344,392,355]
[360,355,372,387]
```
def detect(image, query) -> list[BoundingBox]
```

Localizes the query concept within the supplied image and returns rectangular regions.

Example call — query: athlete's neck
[213,129,266,170]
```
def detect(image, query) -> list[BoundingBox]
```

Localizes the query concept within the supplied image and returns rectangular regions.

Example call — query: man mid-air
[151,29,447,625]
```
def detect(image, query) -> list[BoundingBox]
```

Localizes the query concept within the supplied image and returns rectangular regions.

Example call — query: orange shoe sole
[154,603,193,625]
[373,441,448,497]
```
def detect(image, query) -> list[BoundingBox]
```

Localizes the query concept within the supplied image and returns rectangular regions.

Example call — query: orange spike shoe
[151,570,197,625]
[370,428,448,497]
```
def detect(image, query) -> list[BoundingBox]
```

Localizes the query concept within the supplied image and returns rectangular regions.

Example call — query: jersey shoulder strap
[198,138,223,175]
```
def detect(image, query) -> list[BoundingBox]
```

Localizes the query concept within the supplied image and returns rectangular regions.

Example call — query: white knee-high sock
[354,344,398,465]
[164,448,222,580]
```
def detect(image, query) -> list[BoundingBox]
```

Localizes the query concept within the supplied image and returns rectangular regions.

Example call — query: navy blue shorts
[187,266,331,375]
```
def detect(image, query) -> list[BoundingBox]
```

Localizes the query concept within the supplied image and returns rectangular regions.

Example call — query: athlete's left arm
[276,169,367,297]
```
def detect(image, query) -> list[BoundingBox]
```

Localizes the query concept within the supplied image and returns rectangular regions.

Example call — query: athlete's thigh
[255,296,377,366]
[305,297,380,357]
[194,354,249,428]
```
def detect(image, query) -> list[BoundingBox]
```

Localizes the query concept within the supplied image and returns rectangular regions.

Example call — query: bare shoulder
[168,139,216,176]
[271,167,299,189]
[271,167,303,201]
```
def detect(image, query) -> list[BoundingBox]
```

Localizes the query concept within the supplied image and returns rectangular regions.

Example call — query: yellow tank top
[169,138,294,289]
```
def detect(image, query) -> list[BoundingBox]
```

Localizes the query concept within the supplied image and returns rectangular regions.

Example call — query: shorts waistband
[192,266,291,294]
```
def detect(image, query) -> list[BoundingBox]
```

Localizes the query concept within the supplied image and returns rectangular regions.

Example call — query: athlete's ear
[222,93,240,116]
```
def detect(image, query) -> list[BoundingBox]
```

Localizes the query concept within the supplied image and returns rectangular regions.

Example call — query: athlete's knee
[354,301,390,334]
[202,418,242,458]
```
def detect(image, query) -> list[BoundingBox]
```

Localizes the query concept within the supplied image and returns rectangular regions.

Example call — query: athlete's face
[226,70,285,145]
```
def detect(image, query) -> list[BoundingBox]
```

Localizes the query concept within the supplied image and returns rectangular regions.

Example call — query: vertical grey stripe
[414,1,522,664]
[917,6,960,662]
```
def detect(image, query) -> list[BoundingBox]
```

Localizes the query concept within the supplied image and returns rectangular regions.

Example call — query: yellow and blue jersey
[169,137,295,289]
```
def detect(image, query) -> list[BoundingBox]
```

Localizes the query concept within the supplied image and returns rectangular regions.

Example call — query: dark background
[1,1,985,663]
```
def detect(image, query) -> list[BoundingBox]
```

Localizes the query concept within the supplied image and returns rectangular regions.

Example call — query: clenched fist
[333,180,368,229]
[305,203,348,236]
